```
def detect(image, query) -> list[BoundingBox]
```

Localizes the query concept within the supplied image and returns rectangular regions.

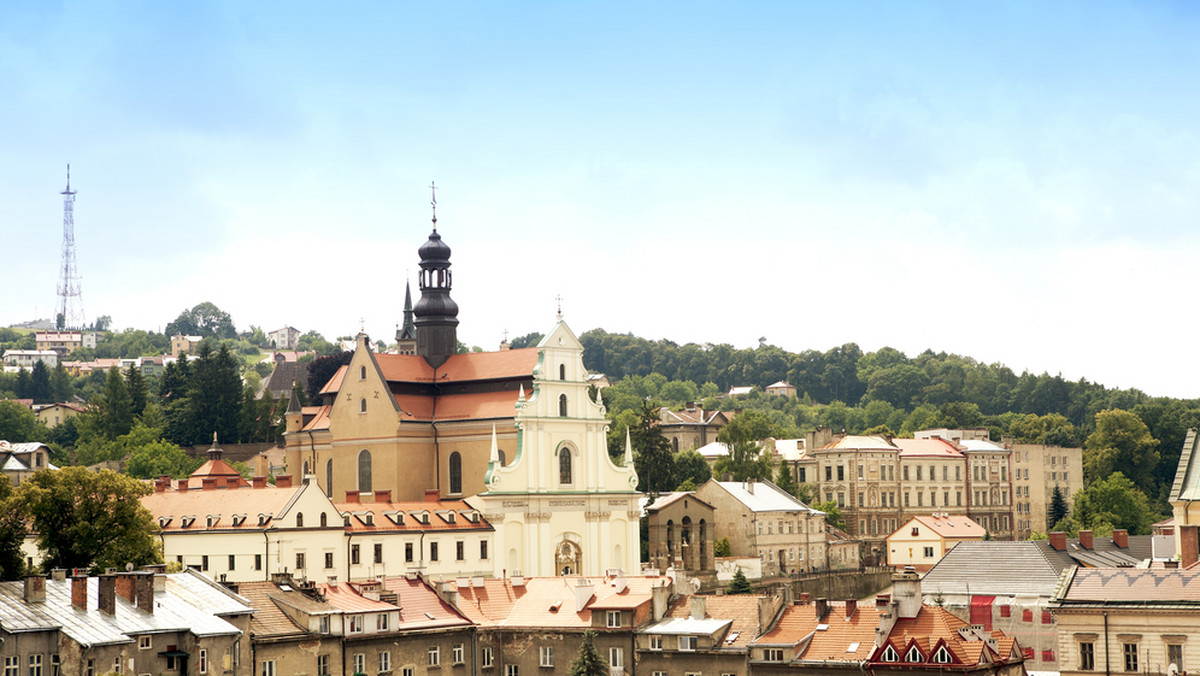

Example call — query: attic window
[232,514,247,527]
[360,365,367,380]
[206,516,219,528]
[409,511,430,525]
[912,527,919,536]
[384,511,404,525]
[906,646,924,663]
[934,646,953,663]
[181,516,196,529]
[881,646,899,662]
[437,510,456,524]
[724,632,740,645]
[158,517,172,528]
[459,510,479,523]
[258,514,273,526]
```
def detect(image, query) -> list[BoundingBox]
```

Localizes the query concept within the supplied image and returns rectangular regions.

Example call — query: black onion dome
[418,230,451,264]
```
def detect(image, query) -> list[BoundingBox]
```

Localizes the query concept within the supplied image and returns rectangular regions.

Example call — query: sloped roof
[236,581,321,639]
[1172,429,1200,501]
[660,407,727,427]
[142,485,301,532]
[696,441,730,459]
[336,499,492,533]
[1056,567,1200,604]
[893,438,964,458]
[645,492,714,513]
[921,541,1067,597]
[959,439,1010,454]
[370,348,539,385]
[711,481,821,514]
[754,601,883,662]
[666,594,764,648]
[449,575,669,628]
[903,515,986,539]
[371,576,473,630]
[317,582,396,613]
[882,605,1012,666]
[393,390,520,421]
[821,435,898,451]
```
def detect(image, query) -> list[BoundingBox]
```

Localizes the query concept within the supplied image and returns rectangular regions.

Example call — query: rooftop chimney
[425,489,440,503]
[202,477,218,491]
[876,593,890,607]
[50,569,66,583]
[275,474,292,488]
[815,598,829,620]
[1112,529,1129,548]
[1181,524,1199,568]
[345,490,360,504]
[97,575,116,615]
[24,575,46,604]
[71,575,88,610]
[891,567,922,619]
[799,592,811,604]
[135,572,155,615]
[574,578,594,612]
[690,595,707,620]
[1078,530,1093,550]
[845,599,857,618]
[252,476,267,489]
[1049,532,1067,551]
[375,489,392,503]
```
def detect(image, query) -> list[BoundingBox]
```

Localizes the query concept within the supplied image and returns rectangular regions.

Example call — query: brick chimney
[252,476,267,489]
[202,477,218,491]
[276,474,292,488]
[425,489,440,503]
[225,476,241,489]
[71,575,88,610]
[876,594,890,607]
[1049,532,1067,551]
[177,482,189,493]
[1181,524,1199,568]
[97,575,116,615]
[23,575,46,604]
[1112,529,1128,548]
[345,490,360,504]
[135,572,155,615]
[799,592,811,604]
[375,489,392,503]
[115,574,136,603]
[815,598,829,620]
[1078,530,1093,550]
[845,599,857,618]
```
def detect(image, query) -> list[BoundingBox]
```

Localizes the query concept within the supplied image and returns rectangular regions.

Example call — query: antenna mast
[56,165,85,330]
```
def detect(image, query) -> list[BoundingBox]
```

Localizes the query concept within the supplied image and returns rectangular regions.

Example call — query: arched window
[360,398,367,414]
[358,450,372,494]
[681,516,692,544]
[559,364,566,380]
[699,519,708,562]
[449,452,463,494]
[296,512,304,527]
[325,459,333,497]
[497,450,507,467]
[302,460,310,477]
[320,513,327,527]
[667,520,675,558]
[559,447,572,484]
[559,394,568,417]
[359,365,367,380]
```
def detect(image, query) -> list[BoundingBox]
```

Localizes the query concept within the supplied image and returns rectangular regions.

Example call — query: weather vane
[430,181,438,230]
[555,294,563,319]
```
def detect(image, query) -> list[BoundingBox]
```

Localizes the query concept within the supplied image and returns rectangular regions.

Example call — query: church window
[559,447,572,484]
[325,460,333,497]
[449,452,463,494]
[359,365,366,380]
[681,516,691,544]
[358,450,373,494]
[360,398,366,414]
[559,364,566,380]
[559,394,568,417]
[320,513,327,527]
[296,513,304,527]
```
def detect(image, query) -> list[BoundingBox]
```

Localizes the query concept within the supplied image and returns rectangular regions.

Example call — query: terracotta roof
[450,575,669,628]
[666,594,764,648]
[368,576,473,630]
[755,601,883,661]
[1058,568,1200,603]
[335,499,492,532]
[393,390,520,421]
[905,514,986,539]
[879,605,1012,666]
[645,492,714,513]
[317,582,396,613]
[893,438,964,458]
[369,349,539,385]
[821,435,898,451]
[235,581,312,639]
[301,405,332,431]
[142,485,300,531]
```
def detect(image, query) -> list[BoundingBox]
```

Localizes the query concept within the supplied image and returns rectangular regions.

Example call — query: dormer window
[206,516,219,528]
[258,514,273,526]
[933,646,953,664]
[906,646,924,663]
[158,517,172,528]
[384,511,404,525]
[881,645,899,662]
[607,611,621,628]
[181,516,196,528]
[232,514,246,527]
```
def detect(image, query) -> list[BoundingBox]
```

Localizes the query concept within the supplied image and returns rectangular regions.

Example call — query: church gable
[327,333,400,430]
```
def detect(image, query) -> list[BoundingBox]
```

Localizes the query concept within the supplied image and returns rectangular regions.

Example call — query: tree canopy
[568,630,607,676]
[165,301,237,339]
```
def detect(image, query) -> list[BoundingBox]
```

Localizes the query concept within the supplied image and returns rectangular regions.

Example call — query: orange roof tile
[374,349,539,384]
[394,390,520,421]
[235,581,312,639]
[451,575,669,628]
[302,405,332,431]
[907,514,986,539]
[317,582,396,613]
[756,602,883,662]
[142,485,300,531]
[335,499,492,533]
[894,438,965,458]
[367,576,473,630]
[668,594,765,648]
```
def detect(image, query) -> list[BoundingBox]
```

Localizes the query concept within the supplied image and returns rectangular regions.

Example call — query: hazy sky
[4,2,1200,398]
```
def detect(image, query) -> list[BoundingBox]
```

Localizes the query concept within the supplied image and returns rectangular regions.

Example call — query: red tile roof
[450,575,669,628]
[879,606,1013,666]
[907,514,986,539]
[142,485,300,531]
[755,601,883,661]
[669,595,765,648]
[1061,568,1200,602]
[894,438,965,458]
[367,576,474,630]
[336,499,492,533]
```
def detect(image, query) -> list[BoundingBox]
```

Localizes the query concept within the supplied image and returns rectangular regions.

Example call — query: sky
[3,1,1200,399]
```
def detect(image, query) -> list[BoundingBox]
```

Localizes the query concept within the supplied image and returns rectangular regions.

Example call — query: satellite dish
[125,563,134,572]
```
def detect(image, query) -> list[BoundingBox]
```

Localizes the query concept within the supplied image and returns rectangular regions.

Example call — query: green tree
[672,449,711,488]
[727,568,753,594]
[29,361,51,404]
[630,402,674,493]
[1084,409,1160,494]
[713,439,773,482]
[182,343,244,446]
[568,629,607,676]
[18,467,161,573]
[1048,486,1069,529]
[714,537,731,557]
[813,500,846,530]
[125,364,148,417]
[125,429,203,479]
[1072,471,1158,535]
[509,332,544,349]
[0,476,27,579]
[0,400,45,442]
[165,301,237,339]
[79,366,135,442]
[775,462,800,498]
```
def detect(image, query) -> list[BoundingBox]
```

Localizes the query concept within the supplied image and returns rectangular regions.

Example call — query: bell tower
[413,182,459,368]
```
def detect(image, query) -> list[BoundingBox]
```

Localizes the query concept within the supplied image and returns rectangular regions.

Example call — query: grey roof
[641,616,732,636]
[1171,429,1200,501]
[713,481,823,515]
[0,573,249,647]
[645,492,714,513]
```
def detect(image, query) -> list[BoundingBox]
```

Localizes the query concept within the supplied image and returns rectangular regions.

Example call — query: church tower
[413,186,458,368]
[395,281,417,355]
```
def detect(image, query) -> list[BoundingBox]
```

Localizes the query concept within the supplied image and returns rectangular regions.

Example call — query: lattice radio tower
[56,165,85,330]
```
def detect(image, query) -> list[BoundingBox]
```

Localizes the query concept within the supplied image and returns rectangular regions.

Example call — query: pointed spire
[490,424,499,464]
[429,180,438,231]
[624,427,633,464]
[397,280,416,341]
[286,381,301,414]
[208,432,223,461]
[517,383,525,403]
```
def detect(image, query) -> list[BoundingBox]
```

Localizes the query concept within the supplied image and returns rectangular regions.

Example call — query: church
[282,220,641,578]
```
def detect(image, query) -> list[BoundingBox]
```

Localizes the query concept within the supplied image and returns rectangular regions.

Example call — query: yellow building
[32,402,83,428]
[886,514,985,571]
[283,225,641,578]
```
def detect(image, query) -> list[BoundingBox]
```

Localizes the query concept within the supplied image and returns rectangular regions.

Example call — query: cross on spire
[429,181,438,231]
[555,294,563,319]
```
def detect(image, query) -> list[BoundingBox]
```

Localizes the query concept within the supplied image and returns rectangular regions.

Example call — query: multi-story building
[960,439,1014,538]
[34,330,96,355]
[894,438,969,517]
[694,480,827,575]
[1,349,58,373]
[637,592,787,676]
[1008,441,1083,536]
[170,334,202,356]
[886,514,985,571]
[267,326,300,350]
[658,403,731,452]
[646,491,717,582]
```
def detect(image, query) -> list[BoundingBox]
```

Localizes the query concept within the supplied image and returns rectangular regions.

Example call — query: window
[374,543,383,564]
[765,648,784,661]
[255,553,263,570]
[540,646,554,667]
[933,646,952,663]
[350,615,364,633]
[453,644,464,665]
[456,540,465,561]
[403,669,415,676]
[678,636,698,651]
[906,646,924,662]
[447,451,465,495]
[924,546,934,558]
[430,542,439,561]
[5,657,18,676]
[837,465,845,481]
[358,449,373,493]
[325,459,333,497]
[506,667,519,676]
[296,512,304,527]
[825,466,832,481]
[559,394,568,417]
[360,365,367,380]
[85,659,94,676]
[29,654,42,676]
[260,661,276,676]
[199,649,207,674]
[1042,610,1053,625]
[296,553,305,569]
[324,552,334,569]
[481,540,489,560]
[228,554,236,570]
[353,654,365,676]
[428,646,440,667]
[608,648,623,669]
[482,647,494,668]
[1168,644,1183,672]
[405,542,414,562]
[351,544,360,564]
[1123,643,1138,672]
[317,654,331,676]
[799,467,806,482]
[559,446,574,484]
[319,616,330,633]
[360,398,367,414]
[904,465,910,480]
[649,635,662,651]
[377,613,389,630]
[379,652,391,673]
[139,635,152,650]
[607,610,621,627]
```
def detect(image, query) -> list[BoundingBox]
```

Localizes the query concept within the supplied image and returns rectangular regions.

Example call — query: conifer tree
[1049,486,1069,529]
[125,363,148,417]
[568,629,607,676]
[728,568,753,595]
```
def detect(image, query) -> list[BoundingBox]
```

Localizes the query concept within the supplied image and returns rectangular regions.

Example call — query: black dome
[418,230,451,264]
